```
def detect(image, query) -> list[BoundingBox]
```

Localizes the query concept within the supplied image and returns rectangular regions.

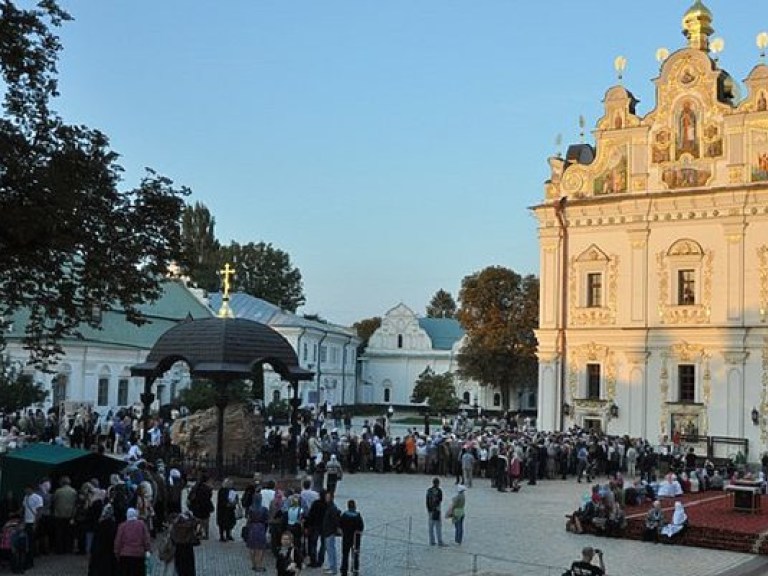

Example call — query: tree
[456,266,539,409]
[178,379,250,413]
[0,2,190,363]
[221,241,305,312]
[180,202,220,291]
[426,289,457,318]
[0,373,48,414]
[352,316,381,354]
[410,368,460,414]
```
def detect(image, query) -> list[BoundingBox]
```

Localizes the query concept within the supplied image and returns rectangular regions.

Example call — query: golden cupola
[682,0,714,51]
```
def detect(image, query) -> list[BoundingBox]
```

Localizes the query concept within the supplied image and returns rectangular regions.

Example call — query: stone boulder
[170,402,263,461]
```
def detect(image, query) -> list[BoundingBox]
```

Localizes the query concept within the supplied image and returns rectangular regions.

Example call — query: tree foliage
[0,373,48,414]
[178,379,250,413]
[426,289,457,318]
[222,241,305,312]
[180,202,220,291]
[0,1,190,362]
[410,369,459,414]
[352,316,381,354]
[456,266,538,409]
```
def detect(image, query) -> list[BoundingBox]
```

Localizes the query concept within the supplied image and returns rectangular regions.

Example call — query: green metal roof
[417,318,464,350]
[6,280,214,351]
[4,443,90,466]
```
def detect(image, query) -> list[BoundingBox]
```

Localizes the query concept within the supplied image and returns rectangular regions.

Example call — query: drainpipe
[316,331,329,407]
[554,196,569,431]
[341,335,352,406]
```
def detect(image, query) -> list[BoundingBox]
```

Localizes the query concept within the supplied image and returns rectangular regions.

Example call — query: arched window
[384,388,391,403]
[272,389,281,404]
[397,334,403,349]
[462,391,470,404]
[493,393,501,407]
[97,366,111,406]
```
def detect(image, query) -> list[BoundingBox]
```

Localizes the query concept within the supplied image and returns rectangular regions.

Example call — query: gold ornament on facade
[567,342,617,419]
[761,337,768,445]
[759,246,768,322]
[569,250,618,326]
[656,248,713,324]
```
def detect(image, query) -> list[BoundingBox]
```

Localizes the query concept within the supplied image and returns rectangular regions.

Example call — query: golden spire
[682,0,714,51]
[217,262,236,318]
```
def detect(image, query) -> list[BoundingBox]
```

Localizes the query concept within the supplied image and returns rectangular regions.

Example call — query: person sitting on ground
[656,473,683,498]
[660,501,688,539]
[643,500,664,542]
[604,498,626,537]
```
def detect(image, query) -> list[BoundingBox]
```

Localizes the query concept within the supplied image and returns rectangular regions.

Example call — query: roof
[417,318,464,350]
[6,280,213,351]
[208,292,356,337]
[4,443,90,465]
[131,317,314,381]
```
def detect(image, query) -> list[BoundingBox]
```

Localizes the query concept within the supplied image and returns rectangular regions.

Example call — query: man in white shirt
[22,483,43,561]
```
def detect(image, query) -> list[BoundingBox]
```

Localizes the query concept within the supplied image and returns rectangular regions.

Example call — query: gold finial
[656,47,670,66]
[614,56,627,83]
[578,115,586,143]
[710,37,724,62]
[217,262,236,318]
[555,133,563,158]
[758,32,768,62]
[682,0,714,51]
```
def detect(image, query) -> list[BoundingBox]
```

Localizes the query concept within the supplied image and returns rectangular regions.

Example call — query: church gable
[368,303,433,351]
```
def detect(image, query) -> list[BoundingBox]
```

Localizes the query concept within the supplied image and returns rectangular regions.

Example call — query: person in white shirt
[22,483,44,557]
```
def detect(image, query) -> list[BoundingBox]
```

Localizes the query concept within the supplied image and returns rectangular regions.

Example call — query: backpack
[157,532,175,563]
[426,487,440,512]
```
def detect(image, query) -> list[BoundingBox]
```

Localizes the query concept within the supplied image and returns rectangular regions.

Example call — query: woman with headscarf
[660,501,688,538]
[88,504,117,576]
[170,510,199,576]
[216,478,238,542]
[245,492,269,572]
[446,484,467,545]
[113,507,151,576]
[166,469,185,515]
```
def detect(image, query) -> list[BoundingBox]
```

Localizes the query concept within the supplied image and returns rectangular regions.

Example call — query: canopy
[0,444,126,498]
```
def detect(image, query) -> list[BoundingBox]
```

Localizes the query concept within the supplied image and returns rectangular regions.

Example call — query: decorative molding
[567,342,617,420]
[656,249,713,324]
[660,343,711,437]
[722,351,749,365]
[569,251,619,327]
[759,246,768,323]
[625,351,650,365]
[761,337,768,445]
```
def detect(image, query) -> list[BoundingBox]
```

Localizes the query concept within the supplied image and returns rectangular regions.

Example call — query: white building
[208,292,360,408]
[360,303,511,411]
[534,2,768,458]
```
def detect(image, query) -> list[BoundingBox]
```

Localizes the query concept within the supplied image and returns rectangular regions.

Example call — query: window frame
[586,272,603,308]
[586,363,601,400]
[678,364,696,403]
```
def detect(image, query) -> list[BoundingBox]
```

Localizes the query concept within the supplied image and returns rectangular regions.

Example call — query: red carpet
[616,491,768,553]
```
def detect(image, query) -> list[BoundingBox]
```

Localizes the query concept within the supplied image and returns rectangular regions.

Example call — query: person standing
[326,455,343,494]
[113,508,151,576]
[170,510,200,576]
[460,450,475,488]
[216,478,238,542]
[52,476,77,554]
[87,504,117,576]
[21,484,43,569]
[446,485,466,545]
[425,478,445,547]
[339,500,364,576]
[275,531,303,576]
[245,493,269,573]
[569,546,605,576]
[321,491,341,575]
[188,474,214,540]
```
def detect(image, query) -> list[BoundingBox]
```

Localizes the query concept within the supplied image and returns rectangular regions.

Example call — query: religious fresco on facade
[676,101,700,159]
[652,129,672,163]
[662,157,711,189]
[758,91,768,112]
[751,128,768,182]
[703,123,723,158]
[593,146,628,195]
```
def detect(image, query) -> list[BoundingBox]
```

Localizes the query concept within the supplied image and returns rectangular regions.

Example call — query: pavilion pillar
[289,379,301,475]
[215,383,229,479]
[140,376,156,442]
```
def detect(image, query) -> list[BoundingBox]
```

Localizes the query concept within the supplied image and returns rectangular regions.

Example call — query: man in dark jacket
[305,490,327,568]
[339,500,364,576]
[321,492,341,574]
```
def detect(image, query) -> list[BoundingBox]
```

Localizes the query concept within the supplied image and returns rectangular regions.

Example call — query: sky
[50,1,766,326]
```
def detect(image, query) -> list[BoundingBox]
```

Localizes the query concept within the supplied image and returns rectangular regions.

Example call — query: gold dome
[682,0,714,51]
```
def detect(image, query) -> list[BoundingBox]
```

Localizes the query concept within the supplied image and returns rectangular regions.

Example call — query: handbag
[241,525,249,541]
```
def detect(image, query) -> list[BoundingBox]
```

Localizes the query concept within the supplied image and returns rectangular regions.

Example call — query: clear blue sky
[53,1,765,325]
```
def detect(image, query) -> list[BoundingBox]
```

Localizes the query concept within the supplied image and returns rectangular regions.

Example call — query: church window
[319,346,327,364]
[97,377,109,406]
[272,389,281,403]
[586,273,603,308]
[678,365,695,403]
[384,388,391,403]
[677,269,696,305]
[117,378,129,406]
[493,393,501,407]
[462,391,470,404]
[397,334,403,348]
[586,363,601,400]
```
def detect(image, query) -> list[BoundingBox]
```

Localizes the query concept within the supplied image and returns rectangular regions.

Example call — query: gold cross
[219,263,236,298]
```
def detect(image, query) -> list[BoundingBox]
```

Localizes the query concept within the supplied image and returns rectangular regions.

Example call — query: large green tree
[180,202,220,291]
[0,372,47,413]
[0,1,189,362]
[178,379,250,413]
[222,241,305,312]
[410,368,460,414]
[456,266,539,409]
[426,289,457,318]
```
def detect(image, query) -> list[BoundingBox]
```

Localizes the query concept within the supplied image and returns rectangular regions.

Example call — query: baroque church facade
[534,2,768,458]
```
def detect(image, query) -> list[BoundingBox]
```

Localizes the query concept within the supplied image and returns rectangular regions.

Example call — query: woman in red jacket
[114,507,151,576]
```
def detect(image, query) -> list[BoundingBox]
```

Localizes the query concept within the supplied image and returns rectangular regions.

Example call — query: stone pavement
[20,472,768,576]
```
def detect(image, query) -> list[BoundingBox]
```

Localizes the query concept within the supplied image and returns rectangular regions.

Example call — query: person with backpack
[170,511,199,576]
[187,474,213,540]
[425,478,445,547]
